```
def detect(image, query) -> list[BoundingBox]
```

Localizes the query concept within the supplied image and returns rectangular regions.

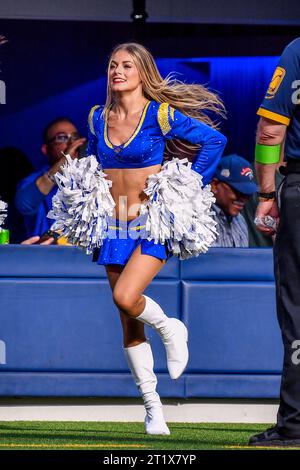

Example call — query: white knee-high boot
[135,295,189,380]
[124,341,170,435]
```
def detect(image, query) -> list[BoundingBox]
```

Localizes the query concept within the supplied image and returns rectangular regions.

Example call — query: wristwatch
[257,191,276,201]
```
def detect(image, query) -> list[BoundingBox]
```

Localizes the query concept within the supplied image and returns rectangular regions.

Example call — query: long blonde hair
[105,42,226,158]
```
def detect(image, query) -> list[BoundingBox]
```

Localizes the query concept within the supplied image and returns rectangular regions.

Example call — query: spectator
[210,154,257,247]
[14,117,86,237]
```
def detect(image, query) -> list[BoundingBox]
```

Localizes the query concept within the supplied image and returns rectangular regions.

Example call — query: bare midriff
[104,164,161,221]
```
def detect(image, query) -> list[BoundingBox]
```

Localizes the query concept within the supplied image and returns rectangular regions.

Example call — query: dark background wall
[0,0,300,169]
[0,0,299,24]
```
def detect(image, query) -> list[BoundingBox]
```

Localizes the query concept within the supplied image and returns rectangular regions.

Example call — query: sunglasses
[48,132,81,144]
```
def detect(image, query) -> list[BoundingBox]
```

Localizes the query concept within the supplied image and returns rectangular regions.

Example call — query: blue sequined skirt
[93,214,172,266]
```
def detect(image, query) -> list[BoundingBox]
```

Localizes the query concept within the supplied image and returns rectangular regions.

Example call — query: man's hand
[255,200,279,235]
[49,137,86,176]
[21,235,54,245]
[36,137,86,195]
[64,137,86,159]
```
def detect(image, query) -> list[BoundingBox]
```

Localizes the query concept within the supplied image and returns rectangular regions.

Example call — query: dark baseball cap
[214,154,258,195]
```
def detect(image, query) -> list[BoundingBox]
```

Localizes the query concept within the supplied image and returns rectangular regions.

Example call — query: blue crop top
[87,100,227,186]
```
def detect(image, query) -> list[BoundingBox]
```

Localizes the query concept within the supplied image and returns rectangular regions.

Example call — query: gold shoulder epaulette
[157,102,174,135]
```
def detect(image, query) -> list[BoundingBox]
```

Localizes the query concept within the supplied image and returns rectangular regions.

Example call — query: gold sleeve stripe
[88,105,101,135]
[257,107,290,126]
[103,107,113,149]
[158,102,172,135]
[169,106,175,121]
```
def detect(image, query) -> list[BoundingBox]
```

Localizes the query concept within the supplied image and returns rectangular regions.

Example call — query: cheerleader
[50,43,227,435]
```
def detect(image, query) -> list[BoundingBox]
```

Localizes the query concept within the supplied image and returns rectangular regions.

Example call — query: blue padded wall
[0,246,282,398]
[182,281,282,373]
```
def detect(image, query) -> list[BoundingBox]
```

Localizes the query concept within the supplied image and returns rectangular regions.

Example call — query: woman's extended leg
[105,262,170,435]
[113,245,189,380]
[105,264,146,348]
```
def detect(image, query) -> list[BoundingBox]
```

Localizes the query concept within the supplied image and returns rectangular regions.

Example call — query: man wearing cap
[248,37,300,447]
[210,154,257,247]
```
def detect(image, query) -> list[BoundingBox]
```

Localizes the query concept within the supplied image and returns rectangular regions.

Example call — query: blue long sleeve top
[14,166,57,237]
[87,100,227,185]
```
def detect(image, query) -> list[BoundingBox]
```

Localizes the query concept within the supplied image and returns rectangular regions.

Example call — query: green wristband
[255,143,280,164]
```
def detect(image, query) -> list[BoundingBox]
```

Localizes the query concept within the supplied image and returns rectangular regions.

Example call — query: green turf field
[0,421,296,450]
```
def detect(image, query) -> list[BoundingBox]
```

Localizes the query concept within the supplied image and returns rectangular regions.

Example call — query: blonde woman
[56,43,227,435]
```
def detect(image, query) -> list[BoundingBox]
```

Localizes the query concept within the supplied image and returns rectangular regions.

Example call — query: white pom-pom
[140,158,218,260]
[0,199,8,228]
[48,155,115,254]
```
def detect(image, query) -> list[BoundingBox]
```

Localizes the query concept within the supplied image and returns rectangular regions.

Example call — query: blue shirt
[211,204,249,248]
[87,100,227,186]
[14,167,57,237]
[257,37,300,160]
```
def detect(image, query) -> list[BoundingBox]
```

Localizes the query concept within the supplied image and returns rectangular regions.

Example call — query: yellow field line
[0,443,146,448]
[225,445,300,450]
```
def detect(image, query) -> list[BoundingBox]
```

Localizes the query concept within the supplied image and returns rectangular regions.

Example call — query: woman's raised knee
[113,287,139,313]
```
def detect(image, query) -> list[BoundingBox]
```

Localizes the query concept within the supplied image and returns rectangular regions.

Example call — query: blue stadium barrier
[0,245,282,398]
